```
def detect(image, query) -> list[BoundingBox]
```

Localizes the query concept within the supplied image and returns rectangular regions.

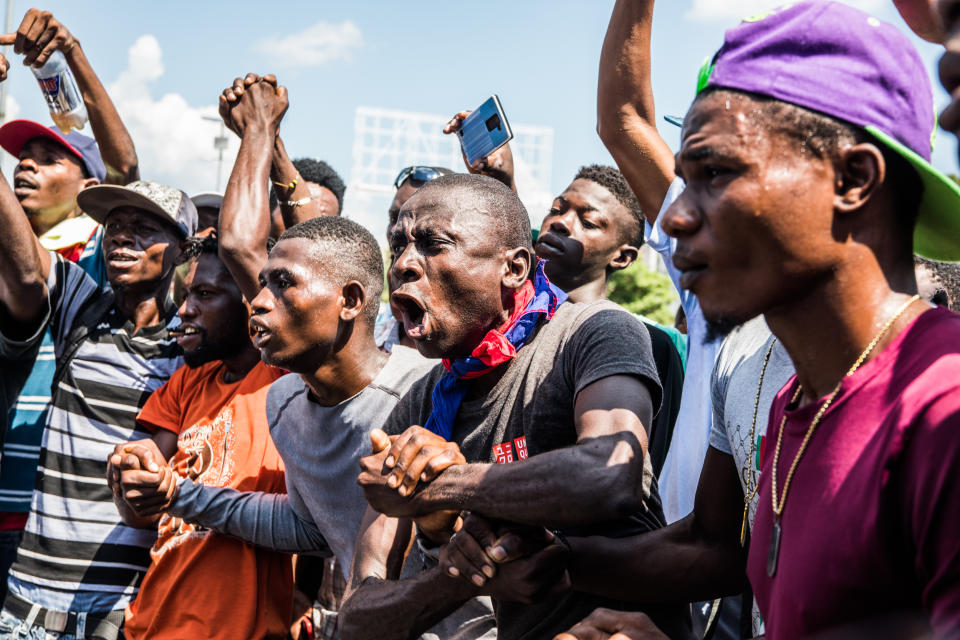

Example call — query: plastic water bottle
[30,50,87,133]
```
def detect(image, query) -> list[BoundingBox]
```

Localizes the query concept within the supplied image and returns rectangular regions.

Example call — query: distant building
[345,106,554,241]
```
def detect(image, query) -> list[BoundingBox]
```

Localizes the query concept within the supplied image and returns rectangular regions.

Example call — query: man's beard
[704,316,744,344]
[183,331,249,368]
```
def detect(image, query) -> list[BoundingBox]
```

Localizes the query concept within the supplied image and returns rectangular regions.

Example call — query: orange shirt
[125,361,292,640]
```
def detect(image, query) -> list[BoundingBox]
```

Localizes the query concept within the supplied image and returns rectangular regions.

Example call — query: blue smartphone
[458,95,513,166]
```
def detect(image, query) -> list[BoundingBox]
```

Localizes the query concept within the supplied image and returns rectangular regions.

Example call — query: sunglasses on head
[393,166,444,190]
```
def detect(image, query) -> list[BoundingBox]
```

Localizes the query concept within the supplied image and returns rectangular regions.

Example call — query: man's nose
[391,245,423,283]
[548,211,574,236]
[250,286,272,315]
[16,157,38,174]
[178,295,197,321]
[660,190,702,238]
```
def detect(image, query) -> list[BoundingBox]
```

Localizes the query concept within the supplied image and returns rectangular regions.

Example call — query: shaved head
[415,173,532,254]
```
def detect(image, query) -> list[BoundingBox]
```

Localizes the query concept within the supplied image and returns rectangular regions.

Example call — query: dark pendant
[767,519,782,577]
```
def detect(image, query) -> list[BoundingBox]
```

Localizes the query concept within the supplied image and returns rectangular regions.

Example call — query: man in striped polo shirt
[0,9,140,609]
[0,179,196,639]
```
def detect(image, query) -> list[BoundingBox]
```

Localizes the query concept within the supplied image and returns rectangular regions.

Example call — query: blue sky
[0,0,954,234]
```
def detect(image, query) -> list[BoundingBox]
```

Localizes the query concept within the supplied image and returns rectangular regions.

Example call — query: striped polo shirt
[0,256,182,613]
[1,225,105,515]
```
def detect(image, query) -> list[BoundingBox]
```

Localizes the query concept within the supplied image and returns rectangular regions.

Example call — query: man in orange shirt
[107,235,293,640]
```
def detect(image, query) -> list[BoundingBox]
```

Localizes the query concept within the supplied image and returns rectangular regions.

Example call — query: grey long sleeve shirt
[166,349,436,576]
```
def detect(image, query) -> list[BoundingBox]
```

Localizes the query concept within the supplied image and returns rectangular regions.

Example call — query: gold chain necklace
[740,337,777,546]
[766,294,920,577]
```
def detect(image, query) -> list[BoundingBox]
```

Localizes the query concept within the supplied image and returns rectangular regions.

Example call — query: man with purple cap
[0,177,196,639]
[553,2,960,638]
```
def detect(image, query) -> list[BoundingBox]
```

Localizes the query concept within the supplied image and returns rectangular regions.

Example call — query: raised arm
[339,507,476,640]
[217,74,287,301]
[0,58,52,333]
[443,110,517,193]
[596,0,675,222]
[360,374,653,528]
[12,10,139,184]
[270,135,327,227]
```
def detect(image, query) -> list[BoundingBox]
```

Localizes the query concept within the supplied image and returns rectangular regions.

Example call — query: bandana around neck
[423,260,567,441]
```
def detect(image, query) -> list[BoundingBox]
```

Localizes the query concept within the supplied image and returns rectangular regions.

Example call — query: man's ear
[80,177,100,190]
[340,281,366,322]
[502,246,533,289]
[834,142,885,214]
[608,244,639,272]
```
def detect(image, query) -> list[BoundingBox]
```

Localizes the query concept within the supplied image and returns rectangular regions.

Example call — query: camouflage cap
[78,180,198,238]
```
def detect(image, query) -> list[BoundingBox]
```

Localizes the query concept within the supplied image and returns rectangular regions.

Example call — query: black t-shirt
[644,322,685,477]
[385,300,691,640]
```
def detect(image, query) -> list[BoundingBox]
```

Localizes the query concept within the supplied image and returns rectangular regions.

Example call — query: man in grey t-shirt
[708,317,794,636]
[122,216,429,574]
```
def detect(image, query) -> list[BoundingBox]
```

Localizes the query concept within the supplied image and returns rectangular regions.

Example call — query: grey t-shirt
[170,346,435,575]
[708,316,794,636]
[385,300,689,640]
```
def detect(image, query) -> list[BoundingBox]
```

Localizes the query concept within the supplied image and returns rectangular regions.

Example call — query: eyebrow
[262,266,297,282]
[555,195,598,214]
[680,145,740,163]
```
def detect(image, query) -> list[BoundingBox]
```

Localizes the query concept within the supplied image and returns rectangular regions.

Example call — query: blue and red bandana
[424,260,567,441]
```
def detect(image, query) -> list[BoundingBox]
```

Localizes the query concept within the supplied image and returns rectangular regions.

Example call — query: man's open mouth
[169,325,202,337]
[169,324,204,348]
[13,176,38,197]
[392,292,429,339]
[107,250,139,264]
[249,317,272,348]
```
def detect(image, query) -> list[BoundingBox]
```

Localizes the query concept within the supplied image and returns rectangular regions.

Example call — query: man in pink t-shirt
[655,3,960,638]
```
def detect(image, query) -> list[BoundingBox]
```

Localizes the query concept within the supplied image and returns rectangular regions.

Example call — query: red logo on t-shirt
[492,442,514,464]
[514,436,528,460]
[493,437,529,463]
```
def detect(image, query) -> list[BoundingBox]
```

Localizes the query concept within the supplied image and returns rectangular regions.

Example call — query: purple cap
[0,119,107,182]
[697,1,960,261]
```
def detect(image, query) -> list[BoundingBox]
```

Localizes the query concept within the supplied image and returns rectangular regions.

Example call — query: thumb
[370,429,391,453]
[0,34,14,47]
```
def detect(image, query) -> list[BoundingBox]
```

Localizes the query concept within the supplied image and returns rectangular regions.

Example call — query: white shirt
[645,177,722,523]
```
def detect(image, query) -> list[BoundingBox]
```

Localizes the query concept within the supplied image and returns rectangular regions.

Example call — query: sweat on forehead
[400,173,532,251]
[275,216,384,313]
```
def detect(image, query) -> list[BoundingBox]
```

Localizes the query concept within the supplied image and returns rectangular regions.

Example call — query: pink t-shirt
[748,307,960,639]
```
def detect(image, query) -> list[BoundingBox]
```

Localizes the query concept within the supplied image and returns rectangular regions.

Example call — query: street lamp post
[203,115,228,192]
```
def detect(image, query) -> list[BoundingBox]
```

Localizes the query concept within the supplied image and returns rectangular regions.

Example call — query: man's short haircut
[914,255,960,312]
[700,88,924,238]
[417,173,533,253]
[292,158,347,212]
[278,216,384,325]
[574,164,644,247]
[180,233,218,262]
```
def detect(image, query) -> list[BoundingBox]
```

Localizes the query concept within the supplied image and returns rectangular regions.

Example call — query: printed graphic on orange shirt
[151,408,237,559]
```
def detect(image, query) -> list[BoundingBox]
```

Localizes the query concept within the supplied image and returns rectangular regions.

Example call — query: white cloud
[107,35,239,195]
[254,20,362,68]
[685,0,884,22]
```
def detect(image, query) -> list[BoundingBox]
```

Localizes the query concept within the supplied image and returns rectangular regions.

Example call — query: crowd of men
[0,0,959,638]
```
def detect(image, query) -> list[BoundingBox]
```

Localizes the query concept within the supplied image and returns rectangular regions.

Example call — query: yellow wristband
[273,175,298,191]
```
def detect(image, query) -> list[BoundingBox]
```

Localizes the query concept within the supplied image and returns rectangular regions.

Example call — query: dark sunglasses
[393,166,444,190]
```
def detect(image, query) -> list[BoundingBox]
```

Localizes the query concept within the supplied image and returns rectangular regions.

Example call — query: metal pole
[203,115,228,192]
[215,122,225,192]
[0,0,14,172]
